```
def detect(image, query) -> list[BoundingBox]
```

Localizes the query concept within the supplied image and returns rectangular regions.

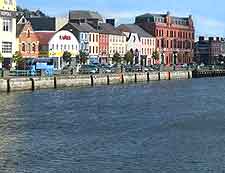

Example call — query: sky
[17,0,225,38]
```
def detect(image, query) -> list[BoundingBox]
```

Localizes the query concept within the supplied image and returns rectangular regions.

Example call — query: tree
[0,53,4,63]
[12,52,23,64]
[63,51,72,64]
[112,52,121,64]
[152,51,159,61]
[79,50,88,64]
[124,51,134,64]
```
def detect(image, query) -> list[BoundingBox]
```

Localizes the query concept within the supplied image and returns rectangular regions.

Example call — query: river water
[1,78,225,173]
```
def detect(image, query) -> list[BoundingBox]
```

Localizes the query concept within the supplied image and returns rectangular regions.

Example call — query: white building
[117,24,156,65]
[0,0,17,68]
[48,30,80,69]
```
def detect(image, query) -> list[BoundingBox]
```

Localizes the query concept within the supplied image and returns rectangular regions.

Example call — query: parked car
[79,65,99,74]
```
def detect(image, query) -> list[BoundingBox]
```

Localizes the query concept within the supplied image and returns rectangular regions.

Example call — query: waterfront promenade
[0,70,192,92]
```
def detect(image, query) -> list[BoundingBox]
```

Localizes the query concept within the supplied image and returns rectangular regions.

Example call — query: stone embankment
[0,71,192,92]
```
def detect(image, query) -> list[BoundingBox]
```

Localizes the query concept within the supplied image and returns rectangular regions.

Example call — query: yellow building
[0,0,16,11]
[0,0,17,66]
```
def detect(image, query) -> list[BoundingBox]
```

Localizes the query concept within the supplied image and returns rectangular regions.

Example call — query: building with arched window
[16,21,39,58]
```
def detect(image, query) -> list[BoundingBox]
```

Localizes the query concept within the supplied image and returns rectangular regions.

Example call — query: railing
[9,70,38,77]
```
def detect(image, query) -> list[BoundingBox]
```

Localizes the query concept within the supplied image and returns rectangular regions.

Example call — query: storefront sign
[0,10,17,18]
[59,35,71,40]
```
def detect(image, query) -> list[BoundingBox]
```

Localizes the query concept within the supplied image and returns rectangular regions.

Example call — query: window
[56,44,59,50]
[3,18,12,32]
[28,43,31,52]
[89,34,92,42]
[51,44,54,50]
[27,30,30,38]
[93,34,95,42]
[2,42,12,53]
[21,43,26,52]
[89,46,91,53]
[96,35,98,42]
[32,43,36,52]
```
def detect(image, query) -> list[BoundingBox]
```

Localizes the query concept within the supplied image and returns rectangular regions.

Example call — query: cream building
[0,0,17,67]
[108,34,126,64]
[88,32,99,63]
[117,24,156,65]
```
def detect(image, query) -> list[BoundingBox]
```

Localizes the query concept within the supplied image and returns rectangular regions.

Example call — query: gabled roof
[16,24,26,37]
[98,23,124,36]
[35,31,55,45]
[117,24,152,37]
[69,10,103,21]
[26,17,56,31]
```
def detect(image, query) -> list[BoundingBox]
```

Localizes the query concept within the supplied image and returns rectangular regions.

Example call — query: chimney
[106,19,115,27]
[199,36,204,41]
[209,37,214,41]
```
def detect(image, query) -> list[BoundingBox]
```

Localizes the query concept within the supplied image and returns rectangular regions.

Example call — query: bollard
[134,74,137,83]
[7,79,10,93]
[158,72,161,81]
[90,75,94,86]
[121,74,124,84]
[54,76,57,89]
[147,72,150,82]
[30,78,35,91]
[107,75,110,85]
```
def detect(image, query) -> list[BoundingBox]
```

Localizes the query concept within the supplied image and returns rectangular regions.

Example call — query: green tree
[79,50,88,64]
[0,53,4,63]
[63,51,72,64]
[124,51,133,64]
[12,52,23,64]
[112,52,121,64]
[152,51,159,62]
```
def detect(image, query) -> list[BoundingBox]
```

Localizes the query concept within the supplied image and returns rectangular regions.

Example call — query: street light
[173,50,178,71]
[160,38,165,71]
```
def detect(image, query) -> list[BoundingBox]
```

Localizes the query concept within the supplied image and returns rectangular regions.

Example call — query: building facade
[88,32,99,63]
[98,23,125,64]
[16,22,39,58]
[195,36,225,65]
[135,12,194,65]
[0,0,17,67]
[117,24,156,65]
[48,30,79,58]
[99,33,109,64]
[35,31,55,57]
[61,22,100,63]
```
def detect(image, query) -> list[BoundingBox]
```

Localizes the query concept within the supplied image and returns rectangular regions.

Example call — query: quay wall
[0,71,192,92]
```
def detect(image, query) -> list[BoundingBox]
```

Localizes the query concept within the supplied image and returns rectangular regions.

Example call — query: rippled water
[1,78,225,172]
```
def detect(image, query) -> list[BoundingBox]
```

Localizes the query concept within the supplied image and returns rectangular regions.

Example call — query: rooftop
[98,23,124,36]
[69,10,103,21]
[117,24,152,37]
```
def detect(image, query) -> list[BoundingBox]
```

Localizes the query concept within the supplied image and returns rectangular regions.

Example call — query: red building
[99,33,109,64]
[135,12,195,65]
[16,22,40,58]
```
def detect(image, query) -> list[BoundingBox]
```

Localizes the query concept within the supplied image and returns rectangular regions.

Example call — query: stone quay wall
[0,71,192,92]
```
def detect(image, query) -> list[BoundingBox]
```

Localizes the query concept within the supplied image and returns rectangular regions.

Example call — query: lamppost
[173,50,178,71]
[160,38,165,71]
